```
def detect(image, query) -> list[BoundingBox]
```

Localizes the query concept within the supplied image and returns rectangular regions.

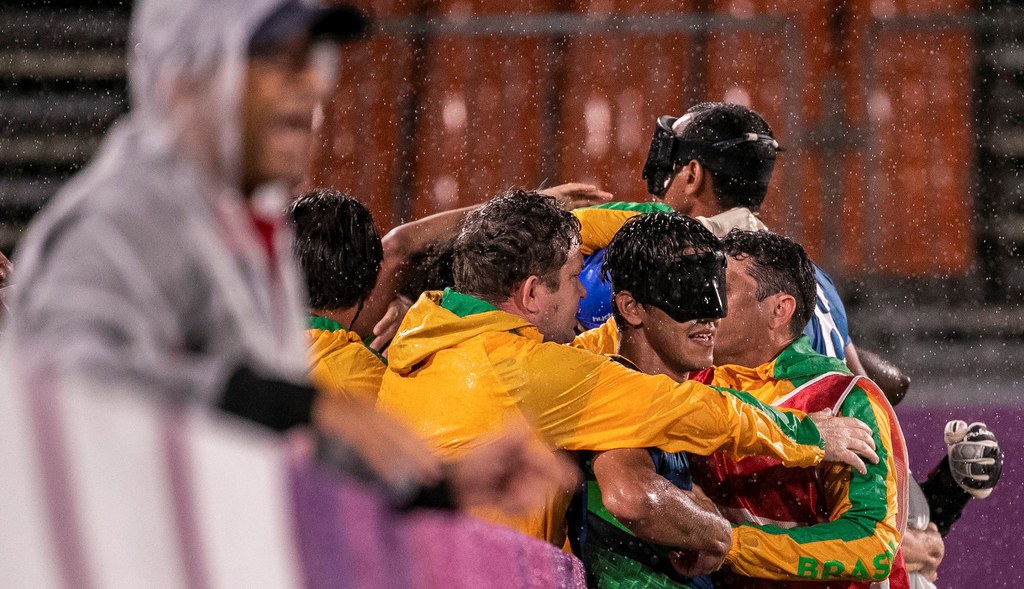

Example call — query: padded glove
[944,420,1003,499]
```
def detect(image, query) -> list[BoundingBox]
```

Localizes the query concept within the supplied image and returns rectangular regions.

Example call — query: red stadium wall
[310,0,975,279]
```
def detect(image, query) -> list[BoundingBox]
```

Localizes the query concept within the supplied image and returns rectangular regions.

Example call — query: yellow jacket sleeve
[500,336,825,466]
[573,208,642,256]
[725,388,903,583]
[570,318,619,355]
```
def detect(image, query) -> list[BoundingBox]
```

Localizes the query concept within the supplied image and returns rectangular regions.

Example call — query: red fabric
[249,213,277,266]
[690,368,713,384]
[693,374,853,529]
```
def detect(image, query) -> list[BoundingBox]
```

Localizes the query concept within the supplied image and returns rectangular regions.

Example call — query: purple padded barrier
[896,405,1022,588]
[288,455,587,589]
[403,509,587,589]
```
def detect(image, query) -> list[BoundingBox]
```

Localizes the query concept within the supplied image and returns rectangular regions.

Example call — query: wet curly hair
[453,189,581,304]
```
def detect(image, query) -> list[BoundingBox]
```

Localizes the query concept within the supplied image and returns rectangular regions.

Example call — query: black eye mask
[615,250,729,323]
[641,115,784,197]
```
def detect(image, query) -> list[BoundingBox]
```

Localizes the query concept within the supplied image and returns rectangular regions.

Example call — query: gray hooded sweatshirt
[7,0,312,407]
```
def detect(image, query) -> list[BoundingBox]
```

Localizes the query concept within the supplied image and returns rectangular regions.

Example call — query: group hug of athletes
[0,1,1004,588]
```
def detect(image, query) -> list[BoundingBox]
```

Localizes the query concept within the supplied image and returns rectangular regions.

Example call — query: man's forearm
[594,449,730,554]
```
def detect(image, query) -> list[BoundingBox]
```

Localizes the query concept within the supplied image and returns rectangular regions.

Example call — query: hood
[17,0,291,268]
[386,292,535,374]
[128,0,287,188]
[6,0,320,404]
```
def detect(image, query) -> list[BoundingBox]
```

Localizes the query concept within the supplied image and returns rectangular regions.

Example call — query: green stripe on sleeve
[716,386,824,448]
[580,201,675,213]
[838,389,891,523]
[735,516,877,544]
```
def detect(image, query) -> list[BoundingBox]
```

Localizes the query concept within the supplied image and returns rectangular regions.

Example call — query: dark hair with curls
[287,188,383,311]
[677,102,777,210]
[453,190,581,305]
[603,212,722,323]
[399,238,456,301]
[721,229,816,338]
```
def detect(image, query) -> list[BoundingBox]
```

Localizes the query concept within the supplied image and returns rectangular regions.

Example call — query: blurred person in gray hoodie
[5,0,573,511]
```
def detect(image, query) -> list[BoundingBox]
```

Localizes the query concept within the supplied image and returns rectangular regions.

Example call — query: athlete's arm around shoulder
[572,202,669,255]
[506,338,829,466]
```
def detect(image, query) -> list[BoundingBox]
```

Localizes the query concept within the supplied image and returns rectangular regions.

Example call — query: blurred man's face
[534,246,587,344]
[241,35,337,193]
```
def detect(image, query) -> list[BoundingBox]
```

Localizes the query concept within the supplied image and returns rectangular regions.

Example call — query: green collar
[308,315,346,332]
[440,288,499,318]
[308,314,387,364]
[772,336,852,386]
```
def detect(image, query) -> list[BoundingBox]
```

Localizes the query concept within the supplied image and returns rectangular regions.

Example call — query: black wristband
[920,455,971,536]
[217,365,316,432]
[404,476,456,511]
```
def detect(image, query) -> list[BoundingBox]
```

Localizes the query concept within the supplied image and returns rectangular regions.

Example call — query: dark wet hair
[288,188,383,311]
[603,212,722,323]
[399,238,456,301]
[721,229,816,338]
[453,189,581,304]
[677,102,776,210]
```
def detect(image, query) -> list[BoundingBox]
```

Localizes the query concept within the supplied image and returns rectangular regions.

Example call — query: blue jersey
[648,448,693,490]
[803,265,851,360]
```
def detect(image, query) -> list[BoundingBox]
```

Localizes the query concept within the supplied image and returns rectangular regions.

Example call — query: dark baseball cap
[249,1,369,56]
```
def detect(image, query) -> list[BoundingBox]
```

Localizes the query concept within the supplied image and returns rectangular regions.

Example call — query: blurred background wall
[2,0,1022,402]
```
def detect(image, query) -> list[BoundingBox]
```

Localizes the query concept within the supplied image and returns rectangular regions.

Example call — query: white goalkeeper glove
[944,420,1003,499]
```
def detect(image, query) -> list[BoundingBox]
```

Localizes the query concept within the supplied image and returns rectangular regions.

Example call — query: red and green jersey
[691,338,909,588]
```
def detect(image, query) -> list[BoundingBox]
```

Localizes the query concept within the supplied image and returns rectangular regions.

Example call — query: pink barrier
[290,459,587,589]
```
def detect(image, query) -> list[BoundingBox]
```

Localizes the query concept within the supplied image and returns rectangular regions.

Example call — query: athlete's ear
[679,160,703,193]
[518,274,543,316]
[614,291,644,328]
[769,293,797,332]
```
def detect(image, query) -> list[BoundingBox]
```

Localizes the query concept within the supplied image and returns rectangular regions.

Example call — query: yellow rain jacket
[306,316,385,403]
[572,317,619,355]
[377,289,828,546]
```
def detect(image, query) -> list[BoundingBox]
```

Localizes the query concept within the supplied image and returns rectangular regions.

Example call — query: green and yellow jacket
[694,338,908,587]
